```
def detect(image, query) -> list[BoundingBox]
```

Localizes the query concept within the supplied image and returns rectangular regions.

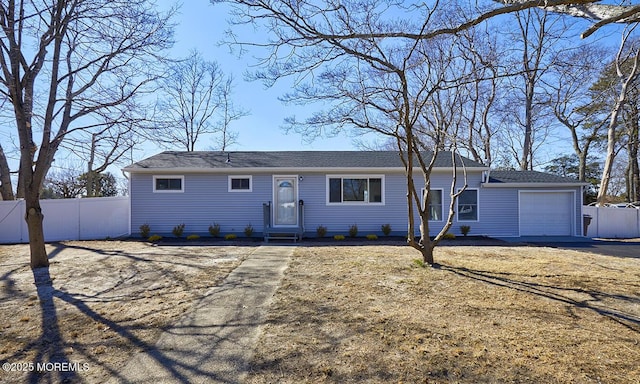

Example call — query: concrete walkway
[111,245,294,384]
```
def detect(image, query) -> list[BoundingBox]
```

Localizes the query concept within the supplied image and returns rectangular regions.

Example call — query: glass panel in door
[274,177,297,226]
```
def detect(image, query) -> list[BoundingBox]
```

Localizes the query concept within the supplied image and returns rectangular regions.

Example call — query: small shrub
[225,234,237,240]
[413,259,426,268]
[316,225,327,238]
[381,223,392,236]
[148,234,162,242]
[139,223,150,238]
[172,223,185,238]
[443,233,456,240]
[187,234,200,241]
[334,235,345,241]
[348,224,358,238]
[208,223,221,237]
[366,234,378,240]
[244,224,254,237]
[460,225,471,237]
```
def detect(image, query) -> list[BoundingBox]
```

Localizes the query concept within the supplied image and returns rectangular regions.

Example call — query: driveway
[539,239,640,259]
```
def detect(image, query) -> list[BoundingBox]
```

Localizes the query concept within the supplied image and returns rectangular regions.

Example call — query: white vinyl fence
[0,197,130,244]
[583,206,640,238]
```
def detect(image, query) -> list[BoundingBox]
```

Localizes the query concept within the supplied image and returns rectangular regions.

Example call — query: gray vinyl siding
[417,171,491,236]
[299,172,407,236]
[130,171,583,238]
[474,188,520,237]
[477,186,583,237]
[131,173,271,236]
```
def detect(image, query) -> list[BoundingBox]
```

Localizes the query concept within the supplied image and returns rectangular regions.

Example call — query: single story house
[123,151,587,239]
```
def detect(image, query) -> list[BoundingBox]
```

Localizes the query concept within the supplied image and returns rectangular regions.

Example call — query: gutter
[481,182,588,188]
[122,166,490,174]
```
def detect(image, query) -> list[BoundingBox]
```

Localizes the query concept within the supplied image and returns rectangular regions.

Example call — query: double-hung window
[327,176,384,204]
[153,176,184,192]
[457,189,478,221]
[428,189,443,221]
[420,188,443,221]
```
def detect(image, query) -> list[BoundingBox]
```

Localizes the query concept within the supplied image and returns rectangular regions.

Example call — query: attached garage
[519,191,575,236]
[483,170,587,238]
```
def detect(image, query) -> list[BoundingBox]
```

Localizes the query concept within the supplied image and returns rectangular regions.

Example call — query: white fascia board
[123,167,404,174]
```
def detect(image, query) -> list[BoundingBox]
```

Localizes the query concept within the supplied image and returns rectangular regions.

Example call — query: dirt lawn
[0,241,251,383]
[246,245,640,384]
[0,241,638,383]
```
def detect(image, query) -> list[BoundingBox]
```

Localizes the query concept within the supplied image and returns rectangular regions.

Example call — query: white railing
[0,196,130,244]
[583,206,640,238]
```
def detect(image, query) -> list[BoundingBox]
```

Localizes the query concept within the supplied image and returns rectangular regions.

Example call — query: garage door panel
[520,192,573,236]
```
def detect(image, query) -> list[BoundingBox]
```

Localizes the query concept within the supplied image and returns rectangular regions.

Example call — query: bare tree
[493,7,571,171]
[213,75,248,151]
[0,143,15,200]
[623,81,640,202]
[0,0,173,268]
[455,26,500,164]
[64,119,138,197]
[548,43,610,184]
[42,167,85,199]
[155,50,246,151]
[596,28,640,206]
[217,0,640,262]
[0,97,16,200]
[224,1,488,264]
[499,1,640,38]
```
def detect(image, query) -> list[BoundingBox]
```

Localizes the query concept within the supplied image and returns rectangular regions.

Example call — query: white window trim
[421,188,444,222]
[228,175,253,192]
[326,175,385,205]
[153,175,184,193]
[457,188,479,222]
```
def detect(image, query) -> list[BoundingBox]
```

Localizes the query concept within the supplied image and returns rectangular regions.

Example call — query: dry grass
[1,241,638,383]
[247,245,640,384]
[0,241,249,383]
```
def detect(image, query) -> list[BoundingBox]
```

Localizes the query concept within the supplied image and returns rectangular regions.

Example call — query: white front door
[274,176,298,226]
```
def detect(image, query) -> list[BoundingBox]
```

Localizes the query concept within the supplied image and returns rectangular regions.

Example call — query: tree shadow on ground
[28,266,79,383]
[0,242,248,383]
[439,264,640,333]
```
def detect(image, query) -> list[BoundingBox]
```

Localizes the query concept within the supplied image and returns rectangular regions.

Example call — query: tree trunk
[597,41,640,205]
[521,78,535,171]
[628,144,639,202]
[418,201,433,264]
[0,144,15,200]
[419,226,435,265]
[86,134,97,197]
[421,246,435,265]
[16,164,24,199]
[628,119,639,202]
[24,191,49,269]
[598,111,621,205]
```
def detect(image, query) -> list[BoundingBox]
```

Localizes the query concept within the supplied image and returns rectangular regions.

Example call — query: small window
[458,189,478,221]
[428,189,443,221]
[228,176,252,192]
[327,176,384,204]
[420,188,443,221]
[153,176,184,192]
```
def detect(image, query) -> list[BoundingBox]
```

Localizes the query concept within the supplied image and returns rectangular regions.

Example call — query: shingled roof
[487,170,584,184]
[124,151,487,171]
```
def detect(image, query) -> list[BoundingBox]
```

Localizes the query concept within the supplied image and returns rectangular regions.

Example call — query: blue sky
[152,0,358,156]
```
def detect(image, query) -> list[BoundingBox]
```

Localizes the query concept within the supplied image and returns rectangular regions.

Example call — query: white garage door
[520,192,574,236]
